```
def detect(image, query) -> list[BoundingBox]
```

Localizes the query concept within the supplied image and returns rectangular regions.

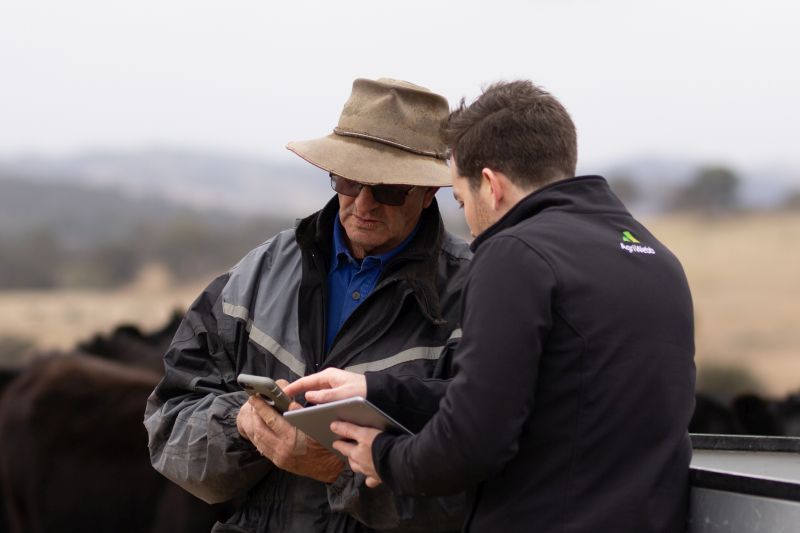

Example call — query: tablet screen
[283,397,413,459]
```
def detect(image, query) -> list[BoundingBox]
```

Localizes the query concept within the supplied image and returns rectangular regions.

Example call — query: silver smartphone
[237,374,292,414]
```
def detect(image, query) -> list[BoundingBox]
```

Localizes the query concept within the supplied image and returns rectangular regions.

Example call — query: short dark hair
[445,80,577,190]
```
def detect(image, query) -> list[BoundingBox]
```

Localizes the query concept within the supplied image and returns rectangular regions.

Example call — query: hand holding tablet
[237,372,412,461]
[284,396,412,460]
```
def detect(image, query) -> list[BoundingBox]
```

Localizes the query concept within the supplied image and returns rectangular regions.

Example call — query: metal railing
[689,434,800,532]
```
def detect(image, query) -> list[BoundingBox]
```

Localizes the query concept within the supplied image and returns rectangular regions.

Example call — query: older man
[144,78,471,533]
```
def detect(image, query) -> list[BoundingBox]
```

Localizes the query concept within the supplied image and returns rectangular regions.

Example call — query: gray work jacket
[144,197,471,533]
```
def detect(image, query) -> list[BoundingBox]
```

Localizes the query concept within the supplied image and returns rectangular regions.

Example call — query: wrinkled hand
[331,421,383,488]
[237,379,344,483]
[282,368,367,404]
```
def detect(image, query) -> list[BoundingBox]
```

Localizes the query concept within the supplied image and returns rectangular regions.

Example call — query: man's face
[338,182,437,259]
[451,159,495,238]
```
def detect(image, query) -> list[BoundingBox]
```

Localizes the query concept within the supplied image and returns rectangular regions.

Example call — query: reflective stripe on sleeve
[222,302,306,377]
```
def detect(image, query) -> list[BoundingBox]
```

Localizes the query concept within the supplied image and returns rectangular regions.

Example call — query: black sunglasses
[330,174,415,206]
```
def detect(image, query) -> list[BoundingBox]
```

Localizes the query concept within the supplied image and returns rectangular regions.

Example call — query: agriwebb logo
[619,231,656,255]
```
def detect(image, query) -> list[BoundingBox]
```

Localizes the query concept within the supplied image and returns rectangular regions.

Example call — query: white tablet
[283,397,413,459]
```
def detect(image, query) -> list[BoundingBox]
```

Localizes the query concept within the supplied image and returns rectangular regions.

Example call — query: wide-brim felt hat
[287,78,452,187]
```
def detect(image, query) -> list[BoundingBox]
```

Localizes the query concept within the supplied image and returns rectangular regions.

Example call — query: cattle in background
[0,313,236,533]
[77,311,183,374]
[1,311,797,531]
[776,393,800,436]
[691,391,800,437]
[689,393,743,435]
[0,369,18,393]
[731,394,784,436]
[0,368,20,533]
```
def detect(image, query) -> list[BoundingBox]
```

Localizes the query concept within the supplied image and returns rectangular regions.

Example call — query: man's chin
[350,237,386,251]
[348,233,396,256]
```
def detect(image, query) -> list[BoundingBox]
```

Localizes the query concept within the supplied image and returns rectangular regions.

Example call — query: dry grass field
[0,264,206,363]
[1,212,799,396]
[645,211,800,396]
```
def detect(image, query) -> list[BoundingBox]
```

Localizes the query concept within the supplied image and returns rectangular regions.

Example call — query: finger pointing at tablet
[283,368,367,404]
[330,421,383,488]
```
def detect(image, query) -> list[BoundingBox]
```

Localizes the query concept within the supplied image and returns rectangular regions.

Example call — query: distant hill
[0,147,469,233]
[3,149,799,220]
[0,175,253,248]
[591,156,800,214]
[3,147,800,290]
[3,146,799,234]
[0,148,474,289]
[0,175,294,289]
[0,148,332,217]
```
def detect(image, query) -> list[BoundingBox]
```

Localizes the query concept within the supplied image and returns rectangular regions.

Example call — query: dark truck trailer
[690,434,800,532]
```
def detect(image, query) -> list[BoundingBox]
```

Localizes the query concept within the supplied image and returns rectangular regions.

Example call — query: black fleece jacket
[369,176,696,533]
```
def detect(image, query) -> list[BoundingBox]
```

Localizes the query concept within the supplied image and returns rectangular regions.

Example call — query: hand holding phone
[237,374,292,414]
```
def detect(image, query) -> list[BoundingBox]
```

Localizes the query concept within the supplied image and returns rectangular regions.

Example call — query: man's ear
[422,186,439,208]
[481,168,505,211]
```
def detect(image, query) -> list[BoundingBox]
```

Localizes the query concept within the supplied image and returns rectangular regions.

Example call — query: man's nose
[354,185,379,211]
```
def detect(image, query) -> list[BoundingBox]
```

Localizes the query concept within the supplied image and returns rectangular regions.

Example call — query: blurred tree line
[0,215,290,289]
[0,176,293,289]
[609,165,800,214]
[671,166,740,212]
[3,161,800,290]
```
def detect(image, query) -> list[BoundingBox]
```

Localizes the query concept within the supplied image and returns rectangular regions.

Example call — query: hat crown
[335,78,449,158]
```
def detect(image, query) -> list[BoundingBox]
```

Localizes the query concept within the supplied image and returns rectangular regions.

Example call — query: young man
[285,80,696,532]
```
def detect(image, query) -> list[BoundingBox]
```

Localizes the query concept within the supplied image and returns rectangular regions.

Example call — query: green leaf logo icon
[622,231,640,243]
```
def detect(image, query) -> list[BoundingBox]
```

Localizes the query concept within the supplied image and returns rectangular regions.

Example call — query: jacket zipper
[324,281,413,370]
[309,249,326,372]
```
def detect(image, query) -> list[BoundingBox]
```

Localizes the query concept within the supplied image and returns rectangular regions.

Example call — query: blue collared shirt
[325,213,419,353]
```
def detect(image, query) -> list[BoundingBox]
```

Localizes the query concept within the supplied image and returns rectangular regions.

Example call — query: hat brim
[286,133,451,187]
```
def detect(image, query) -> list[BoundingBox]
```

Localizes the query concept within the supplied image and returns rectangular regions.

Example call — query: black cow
[77,311,182,374]
[691,391,800,437]
[1,311,795,532]
[0,314,235,533]
[0,368,20,533]
[689,393,743,435]
[0,369,18,393]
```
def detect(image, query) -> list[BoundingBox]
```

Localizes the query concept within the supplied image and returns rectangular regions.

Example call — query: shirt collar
[330,211,420,271]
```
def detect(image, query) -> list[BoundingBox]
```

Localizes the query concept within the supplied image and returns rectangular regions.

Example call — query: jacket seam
[488,233,588,526]
[490,234,562,289]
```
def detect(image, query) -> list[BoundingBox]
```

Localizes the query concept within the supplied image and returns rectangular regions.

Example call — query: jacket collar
[295,196,447,324]
[470,175,628,252]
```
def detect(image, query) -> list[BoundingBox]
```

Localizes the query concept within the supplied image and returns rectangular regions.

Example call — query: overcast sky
[1,0,799,173]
